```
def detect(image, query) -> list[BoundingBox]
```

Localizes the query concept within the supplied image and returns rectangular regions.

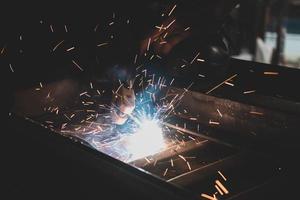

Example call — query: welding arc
[162,122,236,148]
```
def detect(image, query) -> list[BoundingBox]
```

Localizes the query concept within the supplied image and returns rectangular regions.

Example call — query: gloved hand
[111,83,135,125]
[106,64,136,125]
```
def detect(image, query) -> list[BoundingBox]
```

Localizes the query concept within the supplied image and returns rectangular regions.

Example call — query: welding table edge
[170,58,300,115]
[168,87,300,147]
[168,150,295,200]
[6,114,199,200]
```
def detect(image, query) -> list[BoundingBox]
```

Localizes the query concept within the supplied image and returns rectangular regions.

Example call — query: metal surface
[11,76,300,199]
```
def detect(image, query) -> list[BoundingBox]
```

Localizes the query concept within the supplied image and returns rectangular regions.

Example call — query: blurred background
[232,0,300,68]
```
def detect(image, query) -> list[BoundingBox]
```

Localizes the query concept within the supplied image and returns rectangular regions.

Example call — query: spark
[218,170,227,181]
[53,40,65,51]
[184,27,190,31]
[136,64,143,70]
[197,58,205,62]
[249,111,264,116]
[185,156,197,159]
[64,25,68,32]
[39,82,43,88]
[9,64,14,72]
[243,90,256,94]
[201,193,217,200]
[142,69,147,77]
[1,45,6,54]
[72,60,84,71]
[46,91,51,98]
[50,25,54,32]
[186,161,192,171]
[190,52,200,64]
[61,123,68,129]
[115,83,124,94]
[264,71,279,75]
[75,126,81,131]
[206,74,237,94]
[80,91,88,96]
[170,78,175,86]
[163,168,169,176]
[90,82,93,89]
[64,114,71,121]
[145,157,151,163]
[170,159,174,167]
[178,155,186,162]
[66,47,75,51]
[224,81,234,86]
[155,24,164,32]
[147,38,151,51]
[168,5,177,16]
[215,180,229,194]
[209,120,220,125]
[188,136,196,140]
[166,19,176,29]
[163,32,168,38]
[215,184,224,195]
[134,54,138,64]
[198,74,205,78]
[97,42,109,47]
[217,109,223,117]
[94,24,99,32]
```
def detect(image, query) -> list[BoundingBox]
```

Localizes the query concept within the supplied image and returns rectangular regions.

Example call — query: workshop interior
[4,0,300,199]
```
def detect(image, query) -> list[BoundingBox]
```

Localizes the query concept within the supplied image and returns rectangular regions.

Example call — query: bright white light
[125,119,165,161]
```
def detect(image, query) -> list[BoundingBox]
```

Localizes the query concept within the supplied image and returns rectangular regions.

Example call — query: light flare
[126,118,166,161]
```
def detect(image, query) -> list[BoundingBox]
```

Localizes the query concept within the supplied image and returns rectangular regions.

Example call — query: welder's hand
[111,84,135,125]
[139,16,191,56]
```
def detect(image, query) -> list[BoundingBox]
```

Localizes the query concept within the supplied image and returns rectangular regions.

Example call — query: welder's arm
[111,0,240,125]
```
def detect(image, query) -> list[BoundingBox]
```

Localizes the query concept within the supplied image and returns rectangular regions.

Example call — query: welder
[111,0,240,125]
